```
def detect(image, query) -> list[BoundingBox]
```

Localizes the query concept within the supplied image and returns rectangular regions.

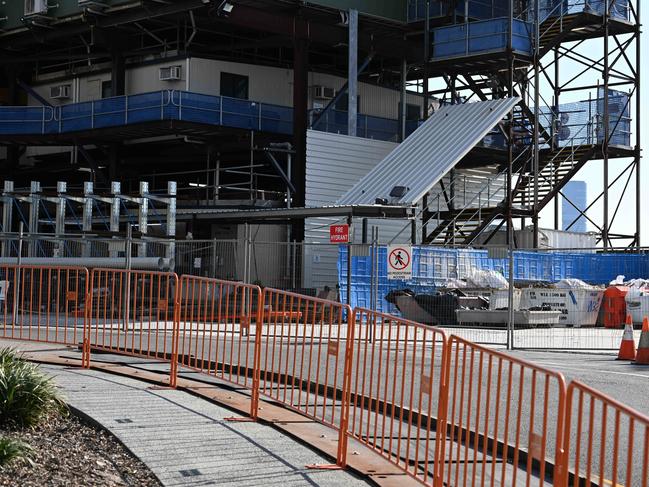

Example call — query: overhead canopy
[336,97,520,206]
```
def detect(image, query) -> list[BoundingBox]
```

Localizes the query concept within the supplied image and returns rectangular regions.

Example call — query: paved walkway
[41,363,370,487]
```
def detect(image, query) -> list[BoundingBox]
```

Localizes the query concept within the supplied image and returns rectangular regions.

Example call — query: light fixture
[216,1,234,17]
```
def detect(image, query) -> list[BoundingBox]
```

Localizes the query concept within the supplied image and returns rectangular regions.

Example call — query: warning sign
[330,224,350,243]
[387,245,412,280]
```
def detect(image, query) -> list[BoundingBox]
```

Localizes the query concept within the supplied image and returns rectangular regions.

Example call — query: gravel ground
[0,412,161,487]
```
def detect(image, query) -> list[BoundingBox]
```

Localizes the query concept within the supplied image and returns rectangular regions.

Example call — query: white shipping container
[520,288,604,327]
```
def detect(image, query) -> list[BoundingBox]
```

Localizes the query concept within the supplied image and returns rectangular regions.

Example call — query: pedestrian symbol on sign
[387,245,412,280]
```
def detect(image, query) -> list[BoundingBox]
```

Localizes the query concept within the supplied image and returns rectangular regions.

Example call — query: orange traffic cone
[634,316,649,365]
[617,314,636,361]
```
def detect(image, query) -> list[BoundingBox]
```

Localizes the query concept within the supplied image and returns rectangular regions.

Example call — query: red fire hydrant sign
[330,224,350,243]
[388,245,413,280]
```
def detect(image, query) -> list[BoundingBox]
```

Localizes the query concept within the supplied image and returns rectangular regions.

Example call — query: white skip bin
[625,293,649,325]
[520,288,604,327]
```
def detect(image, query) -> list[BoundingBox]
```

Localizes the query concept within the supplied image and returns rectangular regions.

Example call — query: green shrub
[0,349,65,428]
[0,436,32,468]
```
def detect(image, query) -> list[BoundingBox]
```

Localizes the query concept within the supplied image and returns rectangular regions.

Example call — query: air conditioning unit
[24,0,48,17]
[312,85,336,100]
[50,85,71,100]
[159,66,182,81]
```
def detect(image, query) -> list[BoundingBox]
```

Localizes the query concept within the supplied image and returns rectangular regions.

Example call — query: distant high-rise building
[562,181,588,232]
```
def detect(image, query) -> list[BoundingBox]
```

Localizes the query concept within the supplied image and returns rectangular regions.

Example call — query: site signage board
[330,224,350,243]
[387,245,413,280]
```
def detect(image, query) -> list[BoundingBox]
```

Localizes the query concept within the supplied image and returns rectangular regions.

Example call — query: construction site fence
[0,263,647,486]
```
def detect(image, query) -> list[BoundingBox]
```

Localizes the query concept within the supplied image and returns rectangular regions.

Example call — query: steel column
[347,8,358,137]
[28,181,41,257]
[1,181,13,257]
[138,181,149,257]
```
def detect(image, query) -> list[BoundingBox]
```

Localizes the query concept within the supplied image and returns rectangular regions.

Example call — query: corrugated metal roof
[336,97,520,206]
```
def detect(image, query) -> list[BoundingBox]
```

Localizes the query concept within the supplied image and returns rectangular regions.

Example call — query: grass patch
[0,348,65,428]
[0,437,31,468]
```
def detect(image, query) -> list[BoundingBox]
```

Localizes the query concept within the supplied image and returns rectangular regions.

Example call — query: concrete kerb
[14,343,420,487]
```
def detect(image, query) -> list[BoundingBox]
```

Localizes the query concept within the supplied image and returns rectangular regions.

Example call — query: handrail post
[336,304,355,468]
[250,286,264,419]
[169,274,181,388]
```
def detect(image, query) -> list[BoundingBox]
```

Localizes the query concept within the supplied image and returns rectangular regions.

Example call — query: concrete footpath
[40,363,370,487]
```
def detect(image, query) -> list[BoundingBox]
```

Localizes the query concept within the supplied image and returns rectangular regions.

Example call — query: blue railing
[408,0,631,23]
[432,17,533,60]
[408,0,510,23]
[0,90,413,143]
[540,0,630,22]
[310,109,420,142]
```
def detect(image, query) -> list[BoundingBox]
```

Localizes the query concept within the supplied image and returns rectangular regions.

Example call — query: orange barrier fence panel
[87,269,179,365]
[562,380,649,487]
[347,309,448,486]
[176,275,262,396]
[258,288,354,432]
[0,265,89,347]
[442,336,567,487]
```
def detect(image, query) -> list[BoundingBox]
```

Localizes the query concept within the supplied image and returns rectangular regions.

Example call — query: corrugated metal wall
[304,130,417,288]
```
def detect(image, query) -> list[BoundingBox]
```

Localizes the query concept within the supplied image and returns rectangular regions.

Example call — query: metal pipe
[0,257,175,271]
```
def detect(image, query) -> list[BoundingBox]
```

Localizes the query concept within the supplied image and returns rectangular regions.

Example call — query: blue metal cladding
[338,246,649,313]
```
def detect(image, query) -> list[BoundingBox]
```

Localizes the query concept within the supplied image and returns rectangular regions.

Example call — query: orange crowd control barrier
[563,380,649,487]
[177,275,262,416]
[1,265,649,486]
[85,268,180,384]
[347,309,448,485]
[0,265,88,349]
[442,336,567,487]
[257,287,355,466]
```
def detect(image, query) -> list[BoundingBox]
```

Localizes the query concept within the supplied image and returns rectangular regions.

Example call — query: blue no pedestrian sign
[388,245,412,280]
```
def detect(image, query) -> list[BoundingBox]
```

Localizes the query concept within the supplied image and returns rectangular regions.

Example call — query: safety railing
[1,264,648,485]
[176,275,262,416]
[348,309,448,485]
[0,265,88,346]
[257,287,354,464]
[442,336,567,486]
[562,380,649,487]
[86,268,179,384]
[0,90,410,143]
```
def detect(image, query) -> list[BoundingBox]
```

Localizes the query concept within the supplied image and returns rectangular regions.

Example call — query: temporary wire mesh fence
[4,234,649,351]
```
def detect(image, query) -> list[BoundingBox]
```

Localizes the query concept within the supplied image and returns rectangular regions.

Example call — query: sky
[536,8,646,245]
[420,8,645,246]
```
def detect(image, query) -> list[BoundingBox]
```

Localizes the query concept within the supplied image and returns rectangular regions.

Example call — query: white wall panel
[304,130,418,289]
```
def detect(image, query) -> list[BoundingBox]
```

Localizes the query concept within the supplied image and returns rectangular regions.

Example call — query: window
[220,72,249,100]
[101,81,112,99]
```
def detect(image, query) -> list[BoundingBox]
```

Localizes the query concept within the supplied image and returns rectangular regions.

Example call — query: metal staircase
[422,112,598,246]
